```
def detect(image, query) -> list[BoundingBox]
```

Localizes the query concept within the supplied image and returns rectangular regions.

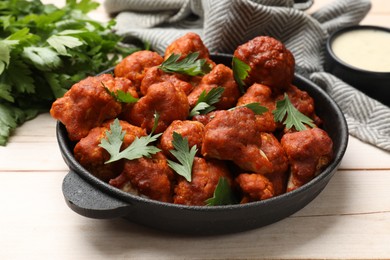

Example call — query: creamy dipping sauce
[331,29,390,72]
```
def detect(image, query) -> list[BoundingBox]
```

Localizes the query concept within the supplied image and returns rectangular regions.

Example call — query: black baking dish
[57,54,348,235]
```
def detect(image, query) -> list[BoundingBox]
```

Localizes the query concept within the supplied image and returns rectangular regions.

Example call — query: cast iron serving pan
[58,54,349,235]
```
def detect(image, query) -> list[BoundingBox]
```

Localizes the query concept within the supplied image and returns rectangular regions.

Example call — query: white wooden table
[1,0,389,259]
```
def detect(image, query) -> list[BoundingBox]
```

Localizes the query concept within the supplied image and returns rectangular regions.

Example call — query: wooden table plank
[0,170,389,260]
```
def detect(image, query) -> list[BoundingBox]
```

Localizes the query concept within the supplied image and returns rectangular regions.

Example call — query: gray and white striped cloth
[104,0,390,151]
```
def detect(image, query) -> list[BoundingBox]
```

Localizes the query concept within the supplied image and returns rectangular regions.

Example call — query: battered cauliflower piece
[188,64,241,110]
[281,128,333,191]
[192,110,225,126]
[260,133,289,195]
[235,173,274,203]
[201,107,273,174]
[109,152,175,203]
[233,36,295,90]
[74,119,147,182]
[114,50,164,90]
[174,157,232,206]
[236,83,278,132]
[164,32,215,67]
[50,74,133,141]
[160,120,204,157]
[125,81,190,134]
[234,132,288,202]
[140,66,194,96]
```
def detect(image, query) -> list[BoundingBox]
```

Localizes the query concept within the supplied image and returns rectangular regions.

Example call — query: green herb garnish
[167,132,198,182]
[229,102,268,115]
[232,57,251,94]
[189,87,224,117]
[0,0,139,145]
[242,102,268,115]
[103,83,139,104]
[100,115,162,164]
[159,52,211,76]
[273,93,315,131]
[47,32,84,56]
[205,177,238,206]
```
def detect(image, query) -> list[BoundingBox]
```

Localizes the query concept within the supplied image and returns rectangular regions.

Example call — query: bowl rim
[326,25,390,76]
[57,69,349,212]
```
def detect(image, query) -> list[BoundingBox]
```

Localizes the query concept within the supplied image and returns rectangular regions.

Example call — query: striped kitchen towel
[104,0,390,151]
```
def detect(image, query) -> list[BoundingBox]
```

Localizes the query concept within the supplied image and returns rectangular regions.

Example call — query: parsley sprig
[159,52,211,76]
[232,57,251,94]
[99,115,162,164]
[167,132,198,182]
[189,87,224,117]
[0,0,140,145]
[229,102,268,115]
[205,177,238,206]
[273,93,315,131]
[102,83,139,104]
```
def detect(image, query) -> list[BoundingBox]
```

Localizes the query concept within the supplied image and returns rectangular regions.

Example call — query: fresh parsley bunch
[0,0,136,145]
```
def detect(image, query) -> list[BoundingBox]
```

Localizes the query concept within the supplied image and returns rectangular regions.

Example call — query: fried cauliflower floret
[164,32,215,67]
[237,83,278,132]
[160,120,204,157]
[140,66,194,96]
[174,157,232,206]
[260,133,289,195]
[74,119,147,182]
[277,84,322,127]
[233,36,295,90]
[109,152,175,203]
[235,173,274,203]
[192,110,225,126]
[234,133,288,202]
[50,74,133,141]
[281,128,333,192]
[125,81,190,134]
[114,50,164,90]
[201,107,273,174]
[188,64,241,110]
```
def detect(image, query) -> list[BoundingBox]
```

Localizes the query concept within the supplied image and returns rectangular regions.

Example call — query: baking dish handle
[62,170,131,219]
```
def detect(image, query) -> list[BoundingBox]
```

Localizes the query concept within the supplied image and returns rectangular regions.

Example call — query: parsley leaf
[273,93,316,131]
[241,102,268,115]
[99,118,162,164]
[0,103,38,145]
[102,83,139,104]
[5,58,35,94]
[167,132,198,182]
[205,177,238,206]
[47,35,84,56]
[229,102,268,115]
[189,87,224,117]
[159,52,211,76]
[232,57,250,94]
[22,47,62,71]
[99,118,125,160]
[66,0,100,13]
[0,42,11,75]
[111,90,139,104]
[44,72,69,98]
